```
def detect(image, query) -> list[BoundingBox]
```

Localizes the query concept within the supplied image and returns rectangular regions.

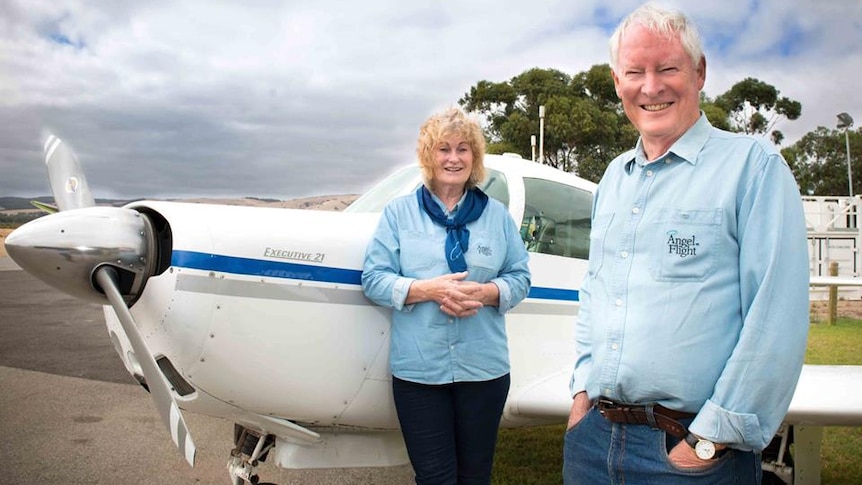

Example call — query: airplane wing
[508,369,571,420]
[510,364,862,427]
[785,365,862,426]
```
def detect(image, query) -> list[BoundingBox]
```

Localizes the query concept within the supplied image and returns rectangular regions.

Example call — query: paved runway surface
[0,258,415,485]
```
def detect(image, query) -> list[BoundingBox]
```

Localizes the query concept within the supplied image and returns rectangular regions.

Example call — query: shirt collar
[625,113,711,173]
[428,187,468,217]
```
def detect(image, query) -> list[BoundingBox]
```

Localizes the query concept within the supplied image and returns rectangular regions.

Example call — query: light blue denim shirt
[571,114,810,451]
[362,189,531,385]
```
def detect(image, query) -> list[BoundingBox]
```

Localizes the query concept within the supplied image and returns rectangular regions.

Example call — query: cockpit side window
[521,177,592,259]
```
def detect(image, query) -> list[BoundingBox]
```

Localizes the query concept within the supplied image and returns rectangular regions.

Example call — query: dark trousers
[392,374,511,485]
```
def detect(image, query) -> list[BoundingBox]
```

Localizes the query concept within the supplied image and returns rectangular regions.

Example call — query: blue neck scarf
[417,185,489,273]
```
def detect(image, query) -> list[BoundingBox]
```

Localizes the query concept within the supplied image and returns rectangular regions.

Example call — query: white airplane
[5,135,862,485]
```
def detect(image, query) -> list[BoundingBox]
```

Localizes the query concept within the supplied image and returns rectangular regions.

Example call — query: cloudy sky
[2,0,861,200]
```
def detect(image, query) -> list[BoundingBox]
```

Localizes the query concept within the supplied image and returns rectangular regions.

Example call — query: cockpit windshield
[346,166,509,213]
[344,165,421,213]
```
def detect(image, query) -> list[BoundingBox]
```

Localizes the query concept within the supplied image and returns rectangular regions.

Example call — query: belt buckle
[596,398,618,416]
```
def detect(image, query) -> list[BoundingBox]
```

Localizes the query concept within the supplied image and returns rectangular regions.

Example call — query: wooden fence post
[828,261,839,325]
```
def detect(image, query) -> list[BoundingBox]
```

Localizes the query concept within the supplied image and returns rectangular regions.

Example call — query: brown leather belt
[595,398,695,439]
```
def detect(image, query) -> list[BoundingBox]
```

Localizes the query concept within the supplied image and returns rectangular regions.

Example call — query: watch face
[695,439,716,460]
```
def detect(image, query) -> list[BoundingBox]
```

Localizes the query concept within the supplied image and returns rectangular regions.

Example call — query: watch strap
[685,433,722,460]
[684,432,699,449]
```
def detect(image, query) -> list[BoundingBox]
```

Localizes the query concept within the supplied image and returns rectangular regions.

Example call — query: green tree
[460,68,572,166]
[461,68,801,183]
[699,93,730,131]
[0,212,44,228]
[460,65,635,182]
[783,127,861,196]
[714,77,802,145]
[562,65,638,180]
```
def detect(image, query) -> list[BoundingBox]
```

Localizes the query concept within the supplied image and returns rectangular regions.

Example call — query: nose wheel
[228,425,276,485]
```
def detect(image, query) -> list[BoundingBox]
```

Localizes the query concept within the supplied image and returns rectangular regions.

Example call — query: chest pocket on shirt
[400,230,445,278]
[464,229,507,283]
[648,208,722,282]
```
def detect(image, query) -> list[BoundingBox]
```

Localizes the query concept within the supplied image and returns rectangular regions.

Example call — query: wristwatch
[685,433,717,460]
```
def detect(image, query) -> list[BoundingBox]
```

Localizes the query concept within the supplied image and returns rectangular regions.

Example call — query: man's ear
[611,69,622,98]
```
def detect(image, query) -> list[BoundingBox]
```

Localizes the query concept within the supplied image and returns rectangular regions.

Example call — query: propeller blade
[94,266,197,467]
[43,133,95,211]
[30,200,59,213]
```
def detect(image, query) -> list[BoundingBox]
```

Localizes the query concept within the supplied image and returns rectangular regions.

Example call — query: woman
[361,107,531,485]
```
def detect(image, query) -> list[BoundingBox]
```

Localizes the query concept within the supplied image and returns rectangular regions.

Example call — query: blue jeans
[392,374,510,485]
[563,407,762,485]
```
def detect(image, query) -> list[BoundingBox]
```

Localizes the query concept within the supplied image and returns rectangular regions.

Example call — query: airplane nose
[5,206,156,304]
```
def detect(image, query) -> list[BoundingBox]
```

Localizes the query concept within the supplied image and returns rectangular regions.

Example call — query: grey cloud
[2,0,861,201]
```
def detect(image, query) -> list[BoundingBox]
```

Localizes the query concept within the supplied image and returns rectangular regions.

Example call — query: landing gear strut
[762,424,794,485]
[228,425,276,485]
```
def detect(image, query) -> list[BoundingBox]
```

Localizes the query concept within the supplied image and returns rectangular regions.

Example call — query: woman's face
[431,134,473,192]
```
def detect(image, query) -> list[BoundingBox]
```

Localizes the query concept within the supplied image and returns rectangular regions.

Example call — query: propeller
[29,200,59,213]
[5,134,197,466]
[95,267,196,465]
[43,133,96,211]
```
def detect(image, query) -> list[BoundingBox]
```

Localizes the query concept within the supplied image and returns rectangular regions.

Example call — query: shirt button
[620,251,629,259]
[646,170,654,177]
[615,298,623,306]
[611,343,619,350]
[632,207,640,214]
[604,388,612,395]
[665,159,671,164]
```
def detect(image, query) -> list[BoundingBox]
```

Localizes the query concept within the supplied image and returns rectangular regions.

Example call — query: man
[564,3,810,484]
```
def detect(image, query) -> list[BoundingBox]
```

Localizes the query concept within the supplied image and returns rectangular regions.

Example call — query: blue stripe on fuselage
[172,250,578,302]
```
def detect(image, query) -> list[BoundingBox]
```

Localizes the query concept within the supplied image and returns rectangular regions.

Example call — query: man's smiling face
[612,23,706,159]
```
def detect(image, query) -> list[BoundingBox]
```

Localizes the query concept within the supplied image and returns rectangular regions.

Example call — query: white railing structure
[804,195,862,299]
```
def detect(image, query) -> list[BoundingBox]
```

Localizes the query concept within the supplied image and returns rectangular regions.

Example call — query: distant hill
[173,194,360,211]
[0,195,361,212]
[0,194,361,230]
[0,196,131,211]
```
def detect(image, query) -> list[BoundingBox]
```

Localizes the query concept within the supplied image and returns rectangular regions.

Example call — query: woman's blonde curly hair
[416,107,486,191]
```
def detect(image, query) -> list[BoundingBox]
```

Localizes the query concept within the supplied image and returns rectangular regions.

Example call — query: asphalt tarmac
[0,258,415,485]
